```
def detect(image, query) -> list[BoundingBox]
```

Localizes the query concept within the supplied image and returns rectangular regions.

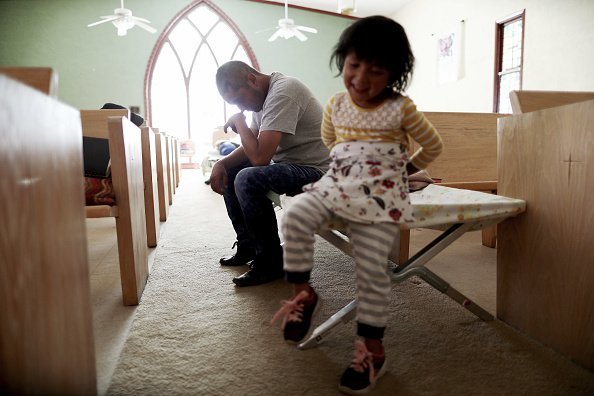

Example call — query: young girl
[271,16,443,394]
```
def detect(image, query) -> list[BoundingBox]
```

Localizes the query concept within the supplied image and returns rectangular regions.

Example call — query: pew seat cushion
[84,177,116,206]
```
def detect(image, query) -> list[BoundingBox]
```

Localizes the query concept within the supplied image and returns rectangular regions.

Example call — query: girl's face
[343,52,391,108]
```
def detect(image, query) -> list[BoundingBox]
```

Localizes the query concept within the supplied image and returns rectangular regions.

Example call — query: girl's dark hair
[330,16,415,93]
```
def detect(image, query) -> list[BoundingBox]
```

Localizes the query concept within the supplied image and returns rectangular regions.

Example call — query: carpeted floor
[107,170,594,395]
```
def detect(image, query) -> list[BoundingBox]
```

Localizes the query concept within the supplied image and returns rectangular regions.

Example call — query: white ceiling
[265,0,412,18]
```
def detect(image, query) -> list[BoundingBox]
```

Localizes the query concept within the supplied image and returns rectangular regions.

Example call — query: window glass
[502,21,522,70]
[147,1,257,159]
[151,43,188,137]
[498,71,520,114]
[187,5,219,34]
[190,46,221,149]
[209,22,239,63]
[494,13,524,113]
[167,19,201,76]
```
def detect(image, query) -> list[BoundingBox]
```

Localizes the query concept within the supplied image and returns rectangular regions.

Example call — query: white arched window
[145,0,258,155]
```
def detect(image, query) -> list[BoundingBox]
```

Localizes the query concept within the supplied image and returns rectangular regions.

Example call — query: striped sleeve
[321,96,337,150]
[401,98,443,170]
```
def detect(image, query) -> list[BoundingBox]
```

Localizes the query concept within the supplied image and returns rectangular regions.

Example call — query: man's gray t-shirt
[251,72,330,172]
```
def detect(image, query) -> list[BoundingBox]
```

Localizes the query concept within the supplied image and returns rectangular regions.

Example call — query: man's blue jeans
[223,161,324,273]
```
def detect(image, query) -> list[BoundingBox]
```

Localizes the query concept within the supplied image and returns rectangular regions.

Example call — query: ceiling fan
[268,0,318,42]
[87,0,156,36]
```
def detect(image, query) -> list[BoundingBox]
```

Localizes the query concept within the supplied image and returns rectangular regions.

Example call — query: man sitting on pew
[211,61,330,287]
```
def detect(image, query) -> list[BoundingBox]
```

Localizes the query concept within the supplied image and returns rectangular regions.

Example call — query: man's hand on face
[224,112,246,134]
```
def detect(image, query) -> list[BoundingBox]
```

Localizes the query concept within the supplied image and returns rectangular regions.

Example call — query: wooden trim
[0,67,58,97]
[492,9,525,113]
[437,181,497,192]
[492,22,503,112]
[85,205,118,218]
[509,90,594,114]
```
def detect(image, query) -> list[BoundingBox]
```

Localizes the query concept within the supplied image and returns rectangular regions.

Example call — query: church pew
[399,111,505,262]
[0,66,58,97]
[166,134,176,203]
[141,126,161,247]
[0,75,96,395]
[510,89,594,114]
[497,99,594,371]
[153,129,170,221]
[174,138,181,187]
[81,110,149,306]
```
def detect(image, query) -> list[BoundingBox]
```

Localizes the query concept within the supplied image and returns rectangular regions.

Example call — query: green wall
[0,0,352,115]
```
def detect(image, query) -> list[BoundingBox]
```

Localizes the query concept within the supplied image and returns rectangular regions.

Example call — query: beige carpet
[107,170,594,395]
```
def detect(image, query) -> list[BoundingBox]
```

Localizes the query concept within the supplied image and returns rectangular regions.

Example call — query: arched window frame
[143,0,259,138]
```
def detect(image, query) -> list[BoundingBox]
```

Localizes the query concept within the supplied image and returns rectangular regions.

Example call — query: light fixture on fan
[87,0,156,37]
[112,12,135,36]
[338,0,356,15]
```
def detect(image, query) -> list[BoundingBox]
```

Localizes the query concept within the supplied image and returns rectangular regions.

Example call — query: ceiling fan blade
[131,15,150,23]
[294,29,308,42]
[296,25,317,34]
[87,16,119,27]
[268,29,283,42]
[255,26,277,34]
[134,20,157,34]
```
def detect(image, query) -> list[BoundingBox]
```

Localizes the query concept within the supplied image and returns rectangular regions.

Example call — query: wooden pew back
[81,109,129,218]
[0,75,96,394]
[166,134,175,203]
[153,129,170,221]
[415,112,505,188]
[0,67,58,97]
[510,90,594,114]
[497,99,594,371]
[80,109,130,139]
[403,111,504,259]
[141,126,160,247]
[80,109,148,305]
[107,116,149,304]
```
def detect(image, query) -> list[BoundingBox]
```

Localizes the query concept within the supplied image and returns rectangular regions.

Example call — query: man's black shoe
[219,241,255,266]
[219,252,255,266]
[232,268,284,287]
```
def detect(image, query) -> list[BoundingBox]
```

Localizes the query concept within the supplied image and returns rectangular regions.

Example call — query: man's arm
[224,112,282,166]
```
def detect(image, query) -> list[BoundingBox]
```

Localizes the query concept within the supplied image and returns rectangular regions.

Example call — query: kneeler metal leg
[299,222,493,350]
[298,300,357,350]
[392,222,493,321]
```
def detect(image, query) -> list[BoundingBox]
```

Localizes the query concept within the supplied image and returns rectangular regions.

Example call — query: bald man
[211,61,330,287]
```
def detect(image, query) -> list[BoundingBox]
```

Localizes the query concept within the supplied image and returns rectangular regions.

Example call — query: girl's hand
[406,163,420,176]
[224,112,246,134]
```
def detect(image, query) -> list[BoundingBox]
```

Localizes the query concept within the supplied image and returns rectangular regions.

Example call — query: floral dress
[302,92,442,225]
[304,141,414,224]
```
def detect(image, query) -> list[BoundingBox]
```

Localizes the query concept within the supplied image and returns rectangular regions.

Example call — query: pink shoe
[271,289,320,343]
[338,340,387,395]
